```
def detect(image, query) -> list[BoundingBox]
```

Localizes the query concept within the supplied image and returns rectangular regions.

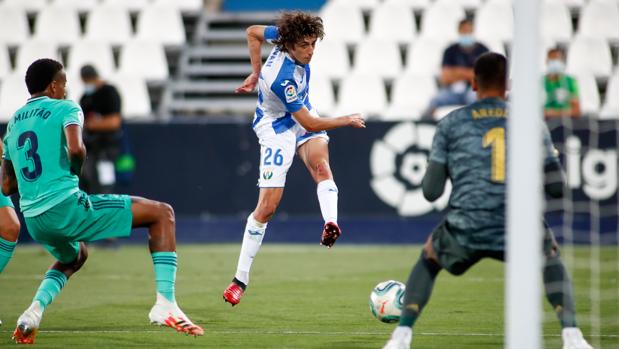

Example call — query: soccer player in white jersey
[223,12,366,305]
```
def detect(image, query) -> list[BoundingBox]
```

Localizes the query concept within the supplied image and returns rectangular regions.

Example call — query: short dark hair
[80,64,99,80]
[474,52,508,91]
[274,11,324,52]
[25,58,64,94]
[458,17,474,29]
[547,46,564,58]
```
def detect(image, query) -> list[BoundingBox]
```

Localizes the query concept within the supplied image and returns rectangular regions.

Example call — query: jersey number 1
[17,131,43,181]
[482,128,505,183]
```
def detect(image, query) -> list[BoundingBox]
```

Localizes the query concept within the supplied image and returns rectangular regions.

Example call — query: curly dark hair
[273,11,325,52]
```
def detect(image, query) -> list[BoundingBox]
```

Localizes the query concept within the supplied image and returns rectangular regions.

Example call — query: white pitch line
[0,329,616,338]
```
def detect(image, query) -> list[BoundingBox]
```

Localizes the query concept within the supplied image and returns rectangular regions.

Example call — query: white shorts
[254,112,329,188]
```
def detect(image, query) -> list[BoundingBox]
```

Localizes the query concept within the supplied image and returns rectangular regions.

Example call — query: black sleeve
[442,45,457,67]
[422,160,449,202]
[98,85,122,116]
[544,161,566,198]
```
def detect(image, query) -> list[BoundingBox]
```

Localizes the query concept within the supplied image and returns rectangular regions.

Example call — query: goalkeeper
[383,52,593,349]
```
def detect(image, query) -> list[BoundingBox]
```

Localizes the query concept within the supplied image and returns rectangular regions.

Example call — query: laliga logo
[565,136,617,200]
[370,122,451,216]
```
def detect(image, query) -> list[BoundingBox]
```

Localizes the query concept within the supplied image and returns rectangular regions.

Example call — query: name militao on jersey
[3,96,83,217]
[429,97,560,250]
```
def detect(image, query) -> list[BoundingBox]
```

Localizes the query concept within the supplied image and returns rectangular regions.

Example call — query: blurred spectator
[78,65,122,195]
[423,18,489,119]
[544,47,580,118]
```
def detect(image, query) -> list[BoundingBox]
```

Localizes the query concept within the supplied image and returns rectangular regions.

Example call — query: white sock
[317,179,338,224]
[234,214,267,285]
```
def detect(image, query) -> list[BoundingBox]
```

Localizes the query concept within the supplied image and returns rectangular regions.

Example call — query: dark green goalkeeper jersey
[429,97,560,250]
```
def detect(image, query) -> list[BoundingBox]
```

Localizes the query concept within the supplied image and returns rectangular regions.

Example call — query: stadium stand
[336,73,388,118]
[368,3,417,44]
[15,40,60,76]
[0,5,29,46]
[50,0,98,11]
[33,5,81,46]
[353,39,403,79]
[136,5,186,46]
[118,40,170,81]
[575,73,602,116]
[0,73,30,122]
[0,0,617,120]
[384,73,438,120]
[84,5,133,45]
[600,71,619,118]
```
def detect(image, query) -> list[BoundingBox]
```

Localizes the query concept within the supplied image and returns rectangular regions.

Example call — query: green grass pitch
[0,244,617,348]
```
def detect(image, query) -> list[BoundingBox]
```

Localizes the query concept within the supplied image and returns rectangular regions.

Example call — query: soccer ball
[369,280,405,323]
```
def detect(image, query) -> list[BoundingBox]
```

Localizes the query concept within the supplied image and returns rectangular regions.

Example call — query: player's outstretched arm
[422,160,448,202]
[1,159,17,196]
[235,25,267,94]
[292,108,365,132]
[64,124,87,176]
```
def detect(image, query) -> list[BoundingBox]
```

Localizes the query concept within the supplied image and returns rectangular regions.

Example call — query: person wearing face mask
[544,47,580,118]
[78,65,122,197]
[423,18,489,119]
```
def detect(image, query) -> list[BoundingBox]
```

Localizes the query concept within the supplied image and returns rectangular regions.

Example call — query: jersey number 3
[482,127,505,183]
[17,131,43,181]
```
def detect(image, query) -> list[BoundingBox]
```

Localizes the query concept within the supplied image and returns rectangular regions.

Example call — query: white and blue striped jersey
[252,26,313,134]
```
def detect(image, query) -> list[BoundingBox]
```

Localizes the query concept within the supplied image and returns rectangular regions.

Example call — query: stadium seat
[480,39,506,55]
[308,75,336,117]
[136,6,186,46]
[67,40,116,78]
[453,0,483,10]
[311,39,350,80]
[0,5,29,46]
[336,74,387,118]
[320,4,365,44]
[102,0,151,12]
[383,0,432,11]
[152,0,204,12]
[578,0,619,41]
[108,74,152,119]
[2,0,47,12]
[405,38,447,76]
[600,72,619,119]
[541,0,573,43]
[353,39,403,79]
[85,5,133,45]
[15,40,60,76]
[330,0,381,10]
[50,0,99,11]
[65,73,84,104]
[566,36,613,78]
[384,74,437,120]
[118,40,169,81]
[0,44,11,79]
[573,73,601,116]
[420,1,465,44]
[0,73,30,122]
[33,6,81,46]
[368,4,417,44]
[475,0,514,44]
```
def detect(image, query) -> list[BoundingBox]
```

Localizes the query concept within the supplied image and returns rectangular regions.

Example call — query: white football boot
[13,301,44,344]
[148,293,204,336]
[382,326,412,349]
[563,328,594,349]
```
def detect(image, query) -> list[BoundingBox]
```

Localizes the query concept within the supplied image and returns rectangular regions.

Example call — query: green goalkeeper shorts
[431,220,559,276]
[25,191,133,264]
[0,194,14,208]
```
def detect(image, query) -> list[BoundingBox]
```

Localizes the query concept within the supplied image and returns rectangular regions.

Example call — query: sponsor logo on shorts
[262,170,273,180]
[284,85,298,103]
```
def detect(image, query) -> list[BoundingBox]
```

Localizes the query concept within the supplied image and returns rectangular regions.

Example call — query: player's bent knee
[315,160,331,177]
[158,202,175,225]
[2,220,20,241]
